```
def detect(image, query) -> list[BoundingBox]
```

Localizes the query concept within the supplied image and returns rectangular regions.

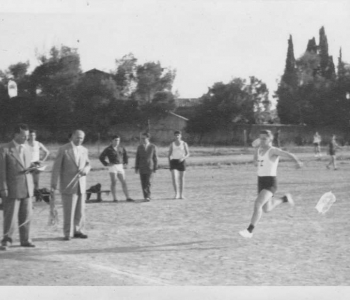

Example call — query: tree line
[1,26,349,142]
[0,49,176,141]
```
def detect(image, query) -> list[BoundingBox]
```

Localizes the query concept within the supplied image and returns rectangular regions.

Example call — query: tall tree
[276,35,300,124]
[319,26,335,79]
[134,61,176,103]
[114,53,138,98]
[30,45,82,136]
[306,37,317,53]
[187,77,270,135]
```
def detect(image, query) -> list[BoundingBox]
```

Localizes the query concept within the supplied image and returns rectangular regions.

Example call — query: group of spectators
[0,125,190,250]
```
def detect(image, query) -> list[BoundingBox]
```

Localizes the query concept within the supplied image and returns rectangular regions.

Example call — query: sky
[0,0,350,101]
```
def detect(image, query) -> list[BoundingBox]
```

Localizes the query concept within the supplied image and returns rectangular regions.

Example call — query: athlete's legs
[171,170,179,198]
[179,171,185,199]
[332,155,337,169]
[117,172,130,199]
[109,173,118,201]
[262,196,284,213]
[250,189,274,226]
[32,172,40,190]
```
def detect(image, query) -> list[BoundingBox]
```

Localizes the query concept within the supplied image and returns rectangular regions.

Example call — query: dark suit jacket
[0,141,34,199]
[135,143,158,174]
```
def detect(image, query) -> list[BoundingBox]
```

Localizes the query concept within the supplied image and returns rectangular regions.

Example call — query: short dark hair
[260,130,273,138]
[174,130,181,135]
[142,132,151,138]
[29,129,37,134]
[14,123,29,134]
[111,135,120,140]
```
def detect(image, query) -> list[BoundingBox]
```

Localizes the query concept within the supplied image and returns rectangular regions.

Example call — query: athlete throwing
[239,130,303,238]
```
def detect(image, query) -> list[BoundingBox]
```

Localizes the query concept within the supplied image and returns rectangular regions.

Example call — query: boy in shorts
[239,130,303,238]
[99,135,133,202]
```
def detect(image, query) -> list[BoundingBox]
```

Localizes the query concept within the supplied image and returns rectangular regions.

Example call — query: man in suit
[0,124,35,250]
[135,132,158,202]
[51,130,91,241]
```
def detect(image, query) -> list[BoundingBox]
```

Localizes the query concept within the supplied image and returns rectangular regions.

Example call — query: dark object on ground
[86,183,110,202]
[34,188,51,203]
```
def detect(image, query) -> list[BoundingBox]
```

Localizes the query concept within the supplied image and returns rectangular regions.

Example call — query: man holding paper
[0,124,35,250]
[51,130,91,241]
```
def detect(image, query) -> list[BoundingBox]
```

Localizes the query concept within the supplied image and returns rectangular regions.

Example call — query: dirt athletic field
[0,151,350,286]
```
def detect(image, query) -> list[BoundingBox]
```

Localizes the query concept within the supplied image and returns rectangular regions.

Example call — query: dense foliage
[276,27,350,127]
[0,47,177,141]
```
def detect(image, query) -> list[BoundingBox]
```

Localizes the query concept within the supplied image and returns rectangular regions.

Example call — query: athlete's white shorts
[108,164,125,175]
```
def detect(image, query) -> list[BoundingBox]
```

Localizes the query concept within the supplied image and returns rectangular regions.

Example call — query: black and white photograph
[0,0,349,299]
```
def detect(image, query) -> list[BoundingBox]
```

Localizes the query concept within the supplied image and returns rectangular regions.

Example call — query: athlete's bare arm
[270,148,303,168]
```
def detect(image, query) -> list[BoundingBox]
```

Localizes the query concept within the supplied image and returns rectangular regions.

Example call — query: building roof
[84,68,112,77]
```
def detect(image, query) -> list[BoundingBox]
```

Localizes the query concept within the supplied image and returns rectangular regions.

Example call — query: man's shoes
[239,229,253,239]
[282,193,295,206]
[74,232,88,239]
[0,239,12,250]
[0,241,11,250]
[113,199,118,203]
[143,198,151,202]
[126,198,134,202]
[63,236,71,241]
[21,242,36,247]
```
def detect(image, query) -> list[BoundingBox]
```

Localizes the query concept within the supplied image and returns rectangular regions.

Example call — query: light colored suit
[0,141,34,245]
[51,142,91,238]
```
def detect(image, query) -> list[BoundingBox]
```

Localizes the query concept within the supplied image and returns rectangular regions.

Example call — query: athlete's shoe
[283,193,295,206]
[239,229,253,238]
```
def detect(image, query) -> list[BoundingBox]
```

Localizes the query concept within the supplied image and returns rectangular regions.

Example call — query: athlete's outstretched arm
[271,148,303,168]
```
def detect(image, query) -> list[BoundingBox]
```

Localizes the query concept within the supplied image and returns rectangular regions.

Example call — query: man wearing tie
[51,130,91,241]
[0,124,35,250]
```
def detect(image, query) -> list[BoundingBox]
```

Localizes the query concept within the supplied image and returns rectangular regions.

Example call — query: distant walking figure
[326,135,341,170]
[168,131,190,199]
[313,132,322,157]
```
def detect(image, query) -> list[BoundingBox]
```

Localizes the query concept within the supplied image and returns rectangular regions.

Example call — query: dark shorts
[170,159,186,171]
[313,142,320,147]
[258,176,277,194]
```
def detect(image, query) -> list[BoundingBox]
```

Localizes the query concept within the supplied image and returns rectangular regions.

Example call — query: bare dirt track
[0,154,350,286]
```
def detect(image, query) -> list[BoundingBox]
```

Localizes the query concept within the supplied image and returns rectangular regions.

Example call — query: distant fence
[1,121,349,147]
[183,124,350,146]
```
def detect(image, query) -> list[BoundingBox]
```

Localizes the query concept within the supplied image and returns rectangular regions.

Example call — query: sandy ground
[0,153,350,286]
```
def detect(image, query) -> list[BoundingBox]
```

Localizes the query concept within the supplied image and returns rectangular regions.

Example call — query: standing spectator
[27,129,50,193]
[0,124,35,250]
[326,135,341,170]
[135,132,158,202]
[50,130,91,241]
[313,132,322,157]
[99,135,134,202]
[168,131,190,199]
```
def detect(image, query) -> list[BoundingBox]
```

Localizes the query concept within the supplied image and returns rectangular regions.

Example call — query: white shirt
[257,147,279,177]
[13,140,26,164]
[171,141,185,159]
[71,141,81,164]
[28,141,41,162]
